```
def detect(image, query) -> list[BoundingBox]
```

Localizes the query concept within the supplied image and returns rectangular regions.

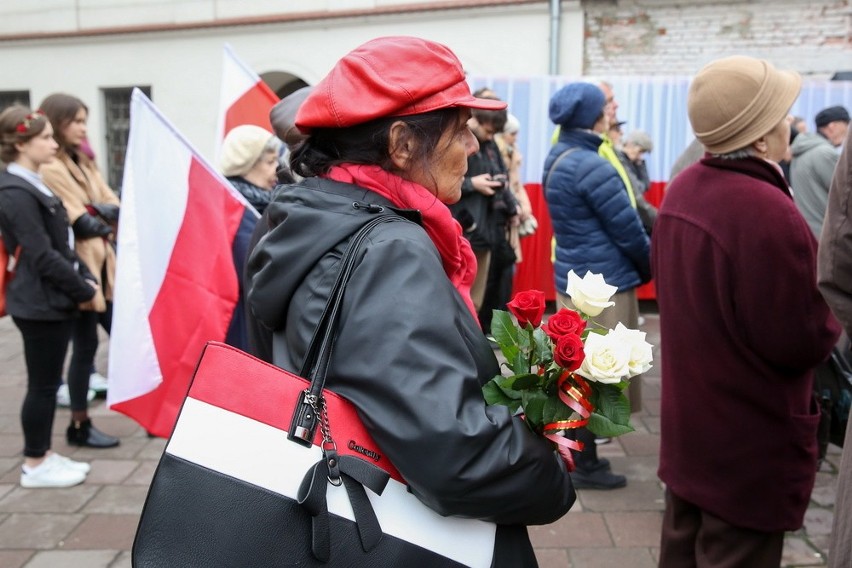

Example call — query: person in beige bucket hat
[653,55,841,568]
[687,55,801,156]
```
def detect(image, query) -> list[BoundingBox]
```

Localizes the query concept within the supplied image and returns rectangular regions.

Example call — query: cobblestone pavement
[0,307,840,567]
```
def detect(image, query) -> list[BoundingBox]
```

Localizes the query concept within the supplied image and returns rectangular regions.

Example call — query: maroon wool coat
[652,155,840,532]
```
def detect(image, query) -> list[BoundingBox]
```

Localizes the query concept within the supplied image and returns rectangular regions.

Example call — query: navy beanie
[549,82,606,129]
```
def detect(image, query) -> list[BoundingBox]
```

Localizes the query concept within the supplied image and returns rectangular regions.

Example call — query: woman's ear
[388,120,413,171]
[752,136,768,157]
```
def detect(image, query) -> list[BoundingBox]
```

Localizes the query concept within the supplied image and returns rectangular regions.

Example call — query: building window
[0,91,31,113]
[104,86,151,193]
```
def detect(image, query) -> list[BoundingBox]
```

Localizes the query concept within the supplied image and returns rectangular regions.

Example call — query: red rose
[543,308,587,341]
[506,289,546,329]
[553,333,585,372]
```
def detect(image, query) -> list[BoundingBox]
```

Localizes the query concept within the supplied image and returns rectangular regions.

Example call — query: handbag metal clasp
[288,391,319,447]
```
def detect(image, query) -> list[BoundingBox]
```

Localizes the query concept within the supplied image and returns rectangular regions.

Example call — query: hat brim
[459,95,508,111]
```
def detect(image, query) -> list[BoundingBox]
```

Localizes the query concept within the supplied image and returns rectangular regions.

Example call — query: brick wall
[583,0,850,76]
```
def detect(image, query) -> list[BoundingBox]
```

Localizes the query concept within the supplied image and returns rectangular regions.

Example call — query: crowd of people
[2,34,852,566]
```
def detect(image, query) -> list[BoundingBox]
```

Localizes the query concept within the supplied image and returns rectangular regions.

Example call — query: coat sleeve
[329,231,575,526]
[818,127,852,337]
[0,190,95,303]
[735,196,839,373]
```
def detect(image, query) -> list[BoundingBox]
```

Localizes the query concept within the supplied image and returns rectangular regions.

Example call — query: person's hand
[470,173,502,196]
[84,279,100,292]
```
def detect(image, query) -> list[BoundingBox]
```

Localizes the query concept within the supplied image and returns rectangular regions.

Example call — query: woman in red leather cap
[246,36,575,566]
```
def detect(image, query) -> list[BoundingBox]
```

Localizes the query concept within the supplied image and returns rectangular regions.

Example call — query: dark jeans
[67,304,112,411]
[13,317,73,458]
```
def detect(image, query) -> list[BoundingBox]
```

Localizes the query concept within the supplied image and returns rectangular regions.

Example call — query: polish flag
[215,44,279,156]
[108,89,259,437]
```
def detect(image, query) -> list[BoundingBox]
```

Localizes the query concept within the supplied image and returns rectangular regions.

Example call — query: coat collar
[555,128,604,151]
[295,176,423,225]
[699,155,792,198]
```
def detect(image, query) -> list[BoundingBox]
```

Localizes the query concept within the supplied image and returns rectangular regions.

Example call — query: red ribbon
[543,370,593,472]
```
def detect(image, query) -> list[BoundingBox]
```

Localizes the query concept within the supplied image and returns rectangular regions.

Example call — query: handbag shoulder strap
[544,147,579,189]
[287,213,401,445]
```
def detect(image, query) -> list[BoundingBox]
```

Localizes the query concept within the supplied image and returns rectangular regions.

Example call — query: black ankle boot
[67,419,120,448]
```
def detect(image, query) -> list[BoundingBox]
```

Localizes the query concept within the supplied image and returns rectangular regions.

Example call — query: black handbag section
[132,453,467,568]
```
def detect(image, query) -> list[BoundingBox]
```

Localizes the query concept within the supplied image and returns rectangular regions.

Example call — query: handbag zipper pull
[288,391,319,447]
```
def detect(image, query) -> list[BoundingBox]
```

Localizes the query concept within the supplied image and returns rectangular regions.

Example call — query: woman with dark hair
[39,93,120,448]
[246,36,575,566]
[0,105,97,487]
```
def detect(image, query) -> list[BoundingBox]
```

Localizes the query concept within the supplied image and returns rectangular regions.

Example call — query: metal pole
[549,0,561,75]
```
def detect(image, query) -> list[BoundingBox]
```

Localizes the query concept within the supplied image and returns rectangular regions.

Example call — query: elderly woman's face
[245,150,280,190]
[407,110,477,204]
[763,115,793,164]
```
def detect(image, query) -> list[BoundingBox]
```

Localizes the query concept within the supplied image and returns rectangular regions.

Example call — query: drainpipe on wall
[549,0,561,75]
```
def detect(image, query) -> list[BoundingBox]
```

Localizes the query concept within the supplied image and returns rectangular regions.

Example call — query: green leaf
[521,390,549,432]
[482,377,523,414]
[511,351,528,375]
[592,384,632,425]
[482,379,513,406]
[542,394,577,424]
[532,327,553,364]
[491,311,519,350]
[585,383,633,437]
[587,412,634,437]
[507,373,540,390]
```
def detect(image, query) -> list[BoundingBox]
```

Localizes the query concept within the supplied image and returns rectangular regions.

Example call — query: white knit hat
[503,113,521,134]
[219,125,278,177]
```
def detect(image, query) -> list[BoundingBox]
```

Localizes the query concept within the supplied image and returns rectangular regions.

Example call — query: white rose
[565,270,617,317]
[576,331,631,384]
[608,323,654,377]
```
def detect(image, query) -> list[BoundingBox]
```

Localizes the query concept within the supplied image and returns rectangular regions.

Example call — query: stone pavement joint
[0,310,840,567]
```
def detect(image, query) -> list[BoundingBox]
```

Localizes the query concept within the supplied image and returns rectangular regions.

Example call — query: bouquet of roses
[483,270,653,470]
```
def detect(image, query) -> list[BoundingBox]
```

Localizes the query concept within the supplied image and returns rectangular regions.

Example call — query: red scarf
[325,164,478,323]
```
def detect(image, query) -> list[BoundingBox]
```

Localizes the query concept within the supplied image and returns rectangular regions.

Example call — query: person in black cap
[815,105,849,148]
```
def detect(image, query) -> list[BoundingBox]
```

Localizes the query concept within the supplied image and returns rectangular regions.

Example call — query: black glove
[72,213,112,239]
[455,209,476,232]
[90,203,120,224]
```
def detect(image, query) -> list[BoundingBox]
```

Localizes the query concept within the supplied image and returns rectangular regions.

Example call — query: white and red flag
[108,88,259,437]
[215,43,279,155]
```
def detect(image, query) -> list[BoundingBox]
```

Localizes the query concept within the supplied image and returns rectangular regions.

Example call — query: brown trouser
[659,488,784,568]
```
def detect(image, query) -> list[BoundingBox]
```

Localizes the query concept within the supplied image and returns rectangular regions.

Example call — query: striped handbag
[132,217,496,567]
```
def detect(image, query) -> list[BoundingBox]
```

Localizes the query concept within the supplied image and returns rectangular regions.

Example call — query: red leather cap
[296,36,506,133]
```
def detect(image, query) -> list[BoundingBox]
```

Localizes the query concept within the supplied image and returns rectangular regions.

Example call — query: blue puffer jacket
[544,129,650,293]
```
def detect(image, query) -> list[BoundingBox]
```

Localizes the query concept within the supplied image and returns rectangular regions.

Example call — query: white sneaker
[21,457,86,488]
[89,372,109,394]
[47,452,91,474]
[56,383,96,408]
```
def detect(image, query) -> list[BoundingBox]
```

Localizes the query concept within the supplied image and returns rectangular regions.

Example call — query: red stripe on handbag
[187,341,403,482]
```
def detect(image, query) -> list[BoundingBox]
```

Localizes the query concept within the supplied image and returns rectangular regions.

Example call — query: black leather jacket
[0,171,95,320]
[246,177,575,566]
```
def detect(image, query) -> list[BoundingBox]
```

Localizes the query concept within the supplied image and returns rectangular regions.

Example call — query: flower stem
[528,327,536,369]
